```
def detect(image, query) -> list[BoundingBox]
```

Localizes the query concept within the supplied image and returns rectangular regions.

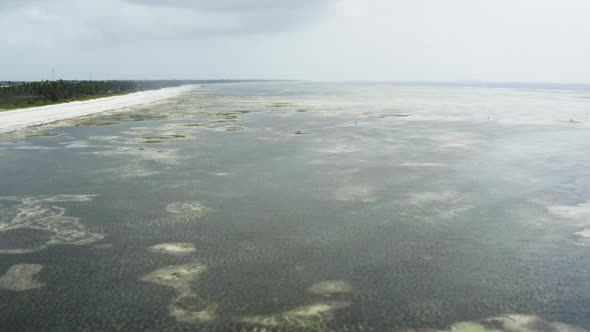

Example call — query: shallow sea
[1,82,590,331]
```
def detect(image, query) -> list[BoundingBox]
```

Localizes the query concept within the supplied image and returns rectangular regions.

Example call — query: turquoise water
[1,82,590,331]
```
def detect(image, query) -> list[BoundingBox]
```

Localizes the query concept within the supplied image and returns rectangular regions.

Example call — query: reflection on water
[1,82,590,331]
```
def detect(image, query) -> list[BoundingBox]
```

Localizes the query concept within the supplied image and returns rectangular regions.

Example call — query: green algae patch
[211,111,250,120]
[181,123,207,127]
[139,134,187,144]
[142,134,186,140]
[369,113,411,119]
[0,264,45,291]
[75,119,120,126]
[0,130,60,141]
[24,132,60,138]
[0,133,17,141]
[126,112,167,122]
[560,119,582,124]
[267,102,298,108]
[72,111,167,128]
[216,113,238,120]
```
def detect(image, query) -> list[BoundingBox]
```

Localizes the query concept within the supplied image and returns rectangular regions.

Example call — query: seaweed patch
[332,184,378,203]
[307,280,352,296]
[547,201,590,222]
[0,195,103,254]
[141,263,215,323]
[407,191,471,221]
[403,314,588,332]
[0,264,45,291]
[240,301,351,328]
[166,202,211,218]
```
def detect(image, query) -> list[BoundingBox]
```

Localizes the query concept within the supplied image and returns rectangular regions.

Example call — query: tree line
[0,79,270,110]
[0,80,193,102]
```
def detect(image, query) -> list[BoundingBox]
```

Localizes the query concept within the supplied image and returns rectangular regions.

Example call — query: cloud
[0,0,336,49]
[1,0,589,82]
[128,0,328,12]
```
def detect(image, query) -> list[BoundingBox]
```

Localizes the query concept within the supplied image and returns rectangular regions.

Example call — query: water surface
[1,82,590,331]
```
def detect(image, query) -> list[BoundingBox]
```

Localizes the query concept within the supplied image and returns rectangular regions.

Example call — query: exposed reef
[147,243,196,256]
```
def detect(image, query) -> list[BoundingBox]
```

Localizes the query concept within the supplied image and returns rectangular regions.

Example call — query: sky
[1,0,590,82]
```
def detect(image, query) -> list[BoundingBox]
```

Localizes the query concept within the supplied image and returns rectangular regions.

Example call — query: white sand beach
[0,85,196,133]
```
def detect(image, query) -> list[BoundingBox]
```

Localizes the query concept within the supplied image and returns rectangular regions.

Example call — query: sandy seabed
[0,85,196,133]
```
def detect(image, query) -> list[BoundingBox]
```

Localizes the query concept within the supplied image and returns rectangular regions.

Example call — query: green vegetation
[0,92,122,111]
[0,79,272,111]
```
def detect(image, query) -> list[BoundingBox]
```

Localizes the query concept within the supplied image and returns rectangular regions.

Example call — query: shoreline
[0,85,196,133]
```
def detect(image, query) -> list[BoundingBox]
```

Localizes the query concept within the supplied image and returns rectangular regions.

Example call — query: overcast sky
[1,0,589,82]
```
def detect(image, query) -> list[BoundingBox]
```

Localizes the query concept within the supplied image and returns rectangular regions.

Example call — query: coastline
[0,85,196,133]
